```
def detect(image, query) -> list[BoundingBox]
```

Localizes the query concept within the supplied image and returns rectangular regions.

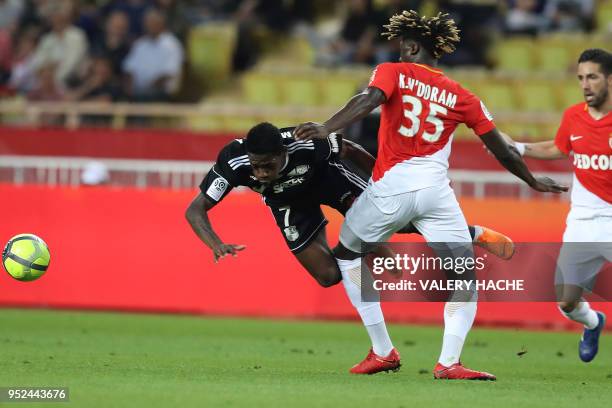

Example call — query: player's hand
[529,176,569,193]
[294,122,330,141]
[213,244,246,263]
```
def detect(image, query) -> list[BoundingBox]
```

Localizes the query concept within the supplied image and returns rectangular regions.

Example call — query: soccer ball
[2,234,51,281]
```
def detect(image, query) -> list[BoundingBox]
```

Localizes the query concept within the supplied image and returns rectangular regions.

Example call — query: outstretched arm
[339,138,376,174]
[480,128,568,193]
[524,141,566,160]
[499,133,567,160]
[294,87,386,140]
[185,193,245,263]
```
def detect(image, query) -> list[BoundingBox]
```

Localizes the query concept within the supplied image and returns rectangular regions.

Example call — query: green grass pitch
[0,309,611,408]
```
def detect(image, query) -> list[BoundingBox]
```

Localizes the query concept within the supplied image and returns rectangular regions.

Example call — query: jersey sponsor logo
[206,177,229,201]
[272,177,305,193]
[570,134,583,142]
[573,153,612,171]
[328,134,340,154]
[480,101,493,121]
[286,165,310,176]
[281,131,292,139]
[399,73,457,108]
[283,226,300,242]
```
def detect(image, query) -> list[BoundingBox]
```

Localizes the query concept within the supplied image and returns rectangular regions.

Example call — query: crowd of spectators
[0,0,603,106]
[0,0,186,104]
[312,0,599,67]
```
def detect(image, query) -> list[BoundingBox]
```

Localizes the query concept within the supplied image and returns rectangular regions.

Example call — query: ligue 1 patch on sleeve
[206,177,229,201]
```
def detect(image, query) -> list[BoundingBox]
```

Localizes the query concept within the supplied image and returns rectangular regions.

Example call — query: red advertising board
[0,183,608,330]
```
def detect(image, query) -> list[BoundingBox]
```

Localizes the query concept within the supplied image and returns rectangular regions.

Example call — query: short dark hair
[578,48,612,76]
[382,10,460,59]
[245,122,284,155]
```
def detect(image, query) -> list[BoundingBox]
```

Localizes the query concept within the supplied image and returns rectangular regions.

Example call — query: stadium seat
[220,115,262,132]
[560,79,583,108]
[285,36,315,66]
[539,122,562,140]
[477,80,517,112]
[281,76,320,106]
[319,76,362,106]
[499,122,542,141]
[535,39,573,73]
[242,74,282,105]
[494,38,535,72]
[516,81,558,112]
[267,115,305,129]
[188,23,237,91]
[188,113,226,131]
[596,2,612,33]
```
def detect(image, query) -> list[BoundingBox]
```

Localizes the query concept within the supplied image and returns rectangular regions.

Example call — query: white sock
[560,301,599,330]
[438,292,477,367]
[336,257,394,357]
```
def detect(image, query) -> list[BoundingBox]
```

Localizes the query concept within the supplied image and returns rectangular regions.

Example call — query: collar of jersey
[583,102,612,121]
[413,63,443,75]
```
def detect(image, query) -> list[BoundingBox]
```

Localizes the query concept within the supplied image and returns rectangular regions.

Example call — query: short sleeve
[368,63,396,100]
[463,91,496,136]
[313,133,344,163]
[554,110,572,155]
[198,146,240,204]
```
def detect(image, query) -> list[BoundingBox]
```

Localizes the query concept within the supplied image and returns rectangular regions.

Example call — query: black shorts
[266,161,368,253]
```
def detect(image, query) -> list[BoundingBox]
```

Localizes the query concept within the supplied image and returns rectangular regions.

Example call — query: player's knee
[315,268,341,288]
[317,275,341,288]
[558,301,578,313]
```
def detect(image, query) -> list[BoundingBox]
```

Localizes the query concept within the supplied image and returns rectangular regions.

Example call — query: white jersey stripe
[229,162,250,170]
[287,141,314,148]
[228,158,250,166]
[332,162,368,189]
[228,155,249,165]
[229,159,251,169]
[287,146,315,153]
[330,162,368,190]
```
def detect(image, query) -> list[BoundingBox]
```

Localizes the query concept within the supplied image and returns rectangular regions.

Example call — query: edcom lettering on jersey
[573,154,612,170]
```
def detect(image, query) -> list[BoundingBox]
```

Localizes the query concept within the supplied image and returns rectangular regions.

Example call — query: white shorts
[555,216,612,290]
[340,183,471,253]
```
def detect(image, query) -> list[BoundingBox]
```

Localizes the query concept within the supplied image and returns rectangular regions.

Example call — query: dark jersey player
[186,122,514,374]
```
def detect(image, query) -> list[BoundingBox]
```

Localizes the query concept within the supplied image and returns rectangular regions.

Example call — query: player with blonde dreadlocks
[382,10,461,60]
[295,10,566,379]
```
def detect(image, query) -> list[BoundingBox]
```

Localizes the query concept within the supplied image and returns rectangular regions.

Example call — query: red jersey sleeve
[368,63,396,100]
[462,90,496,136]
[554,109,572,155]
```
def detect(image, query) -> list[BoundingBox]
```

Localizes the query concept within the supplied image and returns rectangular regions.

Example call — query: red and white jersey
[555,102,612,219]
[367,62,495,196]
